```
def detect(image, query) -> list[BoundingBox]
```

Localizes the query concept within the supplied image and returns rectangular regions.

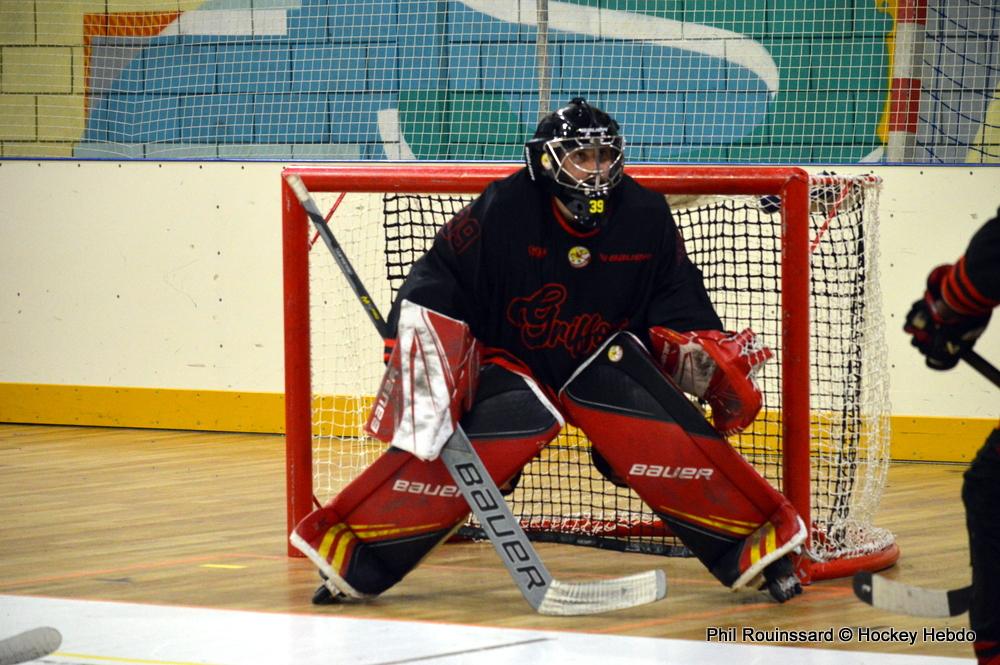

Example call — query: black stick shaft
[964,350,1000,390]
[285,175,390,340]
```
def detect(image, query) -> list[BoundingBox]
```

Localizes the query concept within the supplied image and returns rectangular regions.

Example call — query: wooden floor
[0,423,975,659]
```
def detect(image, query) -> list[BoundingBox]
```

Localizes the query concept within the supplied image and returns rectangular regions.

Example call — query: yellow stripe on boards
[0,383,285,433]
[0,383,361,437]
[890,414,997,462]
[0,383,993,462]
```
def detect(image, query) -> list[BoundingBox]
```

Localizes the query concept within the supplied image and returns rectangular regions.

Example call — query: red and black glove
[649,327,772,436]
[904,264,992,371]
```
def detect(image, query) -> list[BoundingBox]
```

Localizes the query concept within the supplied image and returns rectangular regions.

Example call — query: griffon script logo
[506,283,627,358]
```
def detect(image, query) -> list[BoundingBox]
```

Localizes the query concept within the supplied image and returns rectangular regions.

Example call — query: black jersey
[388,168,722,390]
[941,207,1000,318]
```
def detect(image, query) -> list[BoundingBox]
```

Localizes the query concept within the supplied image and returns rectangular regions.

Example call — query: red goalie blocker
[560,332,805,589]
[365,301,480,461]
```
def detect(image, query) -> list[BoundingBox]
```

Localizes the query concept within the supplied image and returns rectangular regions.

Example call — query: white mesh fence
[1,1,995,162]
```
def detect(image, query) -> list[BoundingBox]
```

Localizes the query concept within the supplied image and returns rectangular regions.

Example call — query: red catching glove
[649,327,773,436]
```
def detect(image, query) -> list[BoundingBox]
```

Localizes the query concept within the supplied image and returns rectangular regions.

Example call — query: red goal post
[281,164,899,583]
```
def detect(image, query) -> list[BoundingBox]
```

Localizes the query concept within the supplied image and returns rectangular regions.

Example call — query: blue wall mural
[77,0,896,162]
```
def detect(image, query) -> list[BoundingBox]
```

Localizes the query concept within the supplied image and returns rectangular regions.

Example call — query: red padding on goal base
[797,543,900,585]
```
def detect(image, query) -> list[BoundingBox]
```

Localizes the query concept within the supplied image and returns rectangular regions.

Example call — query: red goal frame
[280,164,899,583]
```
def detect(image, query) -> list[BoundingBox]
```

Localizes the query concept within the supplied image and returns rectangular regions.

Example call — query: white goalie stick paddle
[285,173,668,615]
[852,572,970,618]
[851,351,996,618]
[0,627,62,665]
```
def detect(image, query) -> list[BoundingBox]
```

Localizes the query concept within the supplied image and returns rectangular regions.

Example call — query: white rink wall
[0,161,997,420]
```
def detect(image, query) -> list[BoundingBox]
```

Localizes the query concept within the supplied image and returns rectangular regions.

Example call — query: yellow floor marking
[57,652,226,665]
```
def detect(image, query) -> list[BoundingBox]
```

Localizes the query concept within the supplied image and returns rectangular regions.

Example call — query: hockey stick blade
[441,427,666,616]
[852,572,970,618]
[851,353,994,619]
[0,627,62,665]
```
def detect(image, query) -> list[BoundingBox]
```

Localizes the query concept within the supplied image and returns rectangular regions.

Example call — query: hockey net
[282,164,898,582]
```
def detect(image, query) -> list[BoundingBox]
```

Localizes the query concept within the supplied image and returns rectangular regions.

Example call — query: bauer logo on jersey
[567,246,591,268]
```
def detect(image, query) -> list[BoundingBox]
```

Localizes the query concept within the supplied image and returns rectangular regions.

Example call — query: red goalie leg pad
[291,364,562,597]
[559,331,805,589]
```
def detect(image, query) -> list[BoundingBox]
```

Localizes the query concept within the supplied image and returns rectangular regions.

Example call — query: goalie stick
[0,627,62,665]
[442,425,666,615]
[851,351,998,618]
[284,175,389,340]
[284,174,668,615]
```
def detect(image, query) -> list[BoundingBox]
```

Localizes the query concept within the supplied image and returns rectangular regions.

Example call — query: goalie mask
[525,97,624,230]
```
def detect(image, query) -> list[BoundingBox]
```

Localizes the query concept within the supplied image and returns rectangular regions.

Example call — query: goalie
[291,98,806,606]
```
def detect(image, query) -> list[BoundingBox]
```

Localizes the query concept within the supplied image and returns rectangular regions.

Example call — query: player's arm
[965,207,1000,288]
[384,203,485,358]
[904,207,1000,370]
[367,204,489,458]
[643,219,722,333]
[643,212,772,436]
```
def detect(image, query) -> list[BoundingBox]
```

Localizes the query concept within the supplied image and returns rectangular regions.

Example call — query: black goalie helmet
[524,97,625,229]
